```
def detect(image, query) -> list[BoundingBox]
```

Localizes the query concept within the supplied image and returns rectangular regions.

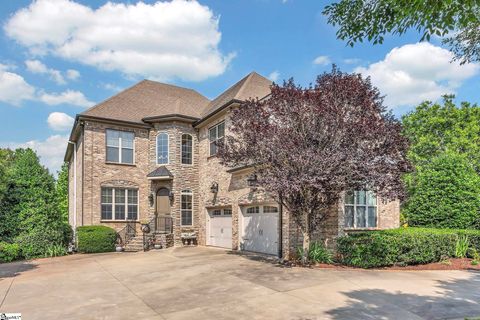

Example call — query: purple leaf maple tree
[218,67,410,260]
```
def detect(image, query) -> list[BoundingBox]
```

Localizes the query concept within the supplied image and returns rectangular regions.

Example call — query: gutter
[68,141,77,242]
[142,114,199,123]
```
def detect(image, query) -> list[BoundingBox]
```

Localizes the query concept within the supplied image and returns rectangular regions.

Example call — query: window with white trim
[211,208,231,216]
[106,129,134,164]
[209,121,225,156]
[181,190,193,226]
[263,206,279,213]
[246,206,260,214]
[181,134,193,165]
[157,132,169,164]
[344,191,377,228]
[101,187,138,220]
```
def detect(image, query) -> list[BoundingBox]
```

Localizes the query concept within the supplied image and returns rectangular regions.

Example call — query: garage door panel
[241,206,279,255]
[209,213,232,249]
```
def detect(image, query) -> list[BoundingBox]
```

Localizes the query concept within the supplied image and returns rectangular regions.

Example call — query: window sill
[105,162,136,167]
[344,227,379,232]
[207,154,218,160]
[101,220,139,223]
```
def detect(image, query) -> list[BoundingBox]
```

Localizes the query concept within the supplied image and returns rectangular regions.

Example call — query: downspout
[68,141,77,241]
[278,192,283,259]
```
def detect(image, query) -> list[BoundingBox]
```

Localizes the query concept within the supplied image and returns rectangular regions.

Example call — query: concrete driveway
[0,247,479,320]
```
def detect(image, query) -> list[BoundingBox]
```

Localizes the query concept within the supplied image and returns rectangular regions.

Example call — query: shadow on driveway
[326,271,480,320]
[0,261,37,279]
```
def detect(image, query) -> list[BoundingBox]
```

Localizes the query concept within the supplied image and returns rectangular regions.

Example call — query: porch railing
[117,220,136,245]
[150,214,173,234]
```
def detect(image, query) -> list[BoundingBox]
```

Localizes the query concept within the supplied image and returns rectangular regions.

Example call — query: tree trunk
[301,210,310,263]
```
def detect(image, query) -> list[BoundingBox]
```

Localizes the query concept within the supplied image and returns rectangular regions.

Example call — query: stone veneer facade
[68,104,400,259]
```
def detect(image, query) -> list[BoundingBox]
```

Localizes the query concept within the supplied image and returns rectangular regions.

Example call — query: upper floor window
[344,191,377,228]
[106,129,134,164]
[157,132,169,164]
[181,134,193,165]
[181,189,193,226]
[101,187,138,221]
[209,121,225,156]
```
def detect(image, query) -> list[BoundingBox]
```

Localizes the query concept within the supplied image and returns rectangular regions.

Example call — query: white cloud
[47,112,74,131]
[268,71,280,82]
[0,66,35,105]
[25,59,66,84]
[66,69,80,80]
[40,90,94,108]
[1,135,68,175]
[313,55,331,66]
[5,0,234,81]
[355,42,479,108]
[101,83,123,92]
[343,58,361,65]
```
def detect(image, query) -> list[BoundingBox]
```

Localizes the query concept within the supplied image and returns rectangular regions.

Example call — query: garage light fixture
[247,173,258,188]
[210,182,219,193]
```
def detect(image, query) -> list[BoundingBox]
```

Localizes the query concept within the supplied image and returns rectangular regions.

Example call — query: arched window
[156,133,169,164]
[181,134,193,165]
[181,189,193,226]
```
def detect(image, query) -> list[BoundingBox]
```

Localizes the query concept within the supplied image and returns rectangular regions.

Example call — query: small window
[209,121,225,156]
[246,206,260,214]
[212,209,222,216]
[223,208,232,216]
[106,130,134,164]
[181,134,193,165]
[263,206,278,213]
[344,191,377,228]
[157,132,169,164]
[101,187,138,221]
[181,190,193,226]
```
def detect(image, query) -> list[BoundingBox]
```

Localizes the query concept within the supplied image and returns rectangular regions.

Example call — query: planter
[141,223,151,233]
[154,244,162,250]
[115,246,124,252]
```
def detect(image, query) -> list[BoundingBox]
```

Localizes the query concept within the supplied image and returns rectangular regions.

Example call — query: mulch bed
[300,258,480,271]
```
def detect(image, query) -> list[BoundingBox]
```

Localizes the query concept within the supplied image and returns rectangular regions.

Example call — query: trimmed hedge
[337,228,480,268]
[77,226,117,253]
[0,242,20,263]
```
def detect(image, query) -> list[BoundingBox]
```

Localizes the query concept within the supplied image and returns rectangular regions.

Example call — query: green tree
[402,96,480,173]
[403,152,480,229]
[0,149,16,242]
[56,162,69,223]
[323,1,480,64]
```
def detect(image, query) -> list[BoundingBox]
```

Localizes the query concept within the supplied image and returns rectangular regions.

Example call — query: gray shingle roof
[81,80,210,124]
[147,166,173,178]
[201,72,272,118]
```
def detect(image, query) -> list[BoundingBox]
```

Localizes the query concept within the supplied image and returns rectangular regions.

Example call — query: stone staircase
[124,234,149,252]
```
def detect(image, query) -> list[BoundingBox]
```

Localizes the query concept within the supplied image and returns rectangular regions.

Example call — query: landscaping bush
[337,228,480,268]
[16,227,66,259]
[0,242,20,263]
[77,226,117,253]
[297,242,334,263]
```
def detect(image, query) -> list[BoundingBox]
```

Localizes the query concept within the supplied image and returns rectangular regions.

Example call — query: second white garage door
[241,205,279,256]
[208,208,232,249]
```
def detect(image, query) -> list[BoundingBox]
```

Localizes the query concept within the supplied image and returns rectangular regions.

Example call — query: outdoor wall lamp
[247,173,258,188]
[169,191,174,202]
[210,182,219,193]
[148,193,154,207]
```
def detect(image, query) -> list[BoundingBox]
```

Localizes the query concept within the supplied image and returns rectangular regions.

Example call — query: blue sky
[1,0,480,174]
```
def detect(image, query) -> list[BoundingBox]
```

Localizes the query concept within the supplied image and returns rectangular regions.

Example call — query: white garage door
[241,205,279,256]
[208,208,232,249]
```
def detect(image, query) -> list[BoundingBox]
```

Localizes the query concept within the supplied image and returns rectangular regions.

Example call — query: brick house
[65,71,399,259]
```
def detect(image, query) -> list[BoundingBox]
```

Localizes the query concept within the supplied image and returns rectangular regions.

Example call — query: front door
[156,188,171,232]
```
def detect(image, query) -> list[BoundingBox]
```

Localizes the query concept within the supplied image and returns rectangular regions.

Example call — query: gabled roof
[81,80,210,124]
[201,72,272,118]
[147,166,173,179]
